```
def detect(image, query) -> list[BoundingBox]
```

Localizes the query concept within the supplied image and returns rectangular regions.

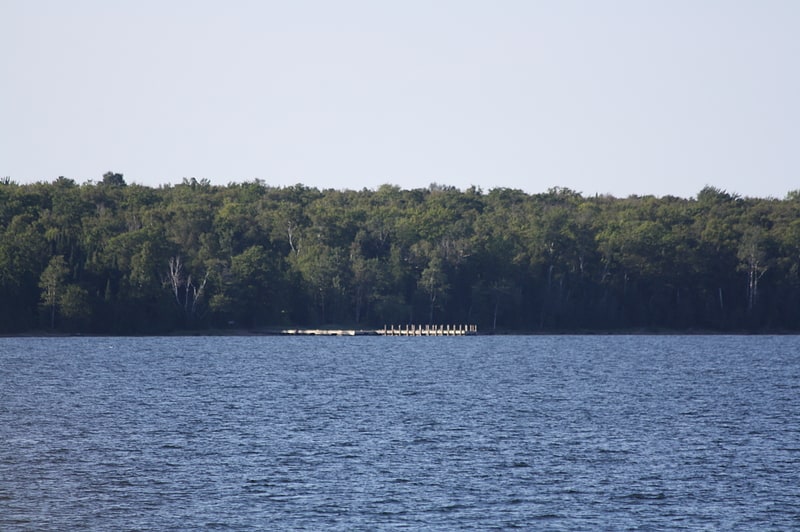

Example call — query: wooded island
[2,173,799,334]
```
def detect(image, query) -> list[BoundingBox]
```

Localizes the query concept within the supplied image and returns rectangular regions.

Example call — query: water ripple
[1,335,799,529]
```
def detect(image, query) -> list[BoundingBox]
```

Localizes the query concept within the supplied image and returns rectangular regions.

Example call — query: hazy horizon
[3,1,798,199]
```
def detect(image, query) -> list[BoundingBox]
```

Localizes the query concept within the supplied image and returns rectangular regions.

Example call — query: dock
[378,324,477,336]
[279,324,478,336]
[280,329,364,336]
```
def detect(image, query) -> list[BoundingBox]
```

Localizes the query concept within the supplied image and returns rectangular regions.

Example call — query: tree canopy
[2,176,799,334]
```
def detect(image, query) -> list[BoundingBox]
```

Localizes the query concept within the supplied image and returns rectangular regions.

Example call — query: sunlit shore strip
[280,324,478,336]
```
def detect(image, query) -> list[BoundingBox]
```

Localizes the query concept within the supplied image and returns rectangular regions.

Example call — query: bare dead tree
[188,271,209,318]
[287,221,299,255]
[738,228,768,313]
[166,256,184,307]
[164,256,209,323]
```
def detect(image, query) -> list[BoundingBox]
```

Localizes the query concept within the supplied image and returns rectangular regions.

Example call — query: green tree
[101,171,127,187]
[292,240,347,324]
[39,255,69,328]
[419,255,449,323]
[59,284,91,329]
[228,245,274,327]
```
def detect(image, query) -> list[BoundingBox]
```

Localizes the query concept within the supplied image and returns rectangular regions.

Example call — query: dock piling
[376,324,477,336]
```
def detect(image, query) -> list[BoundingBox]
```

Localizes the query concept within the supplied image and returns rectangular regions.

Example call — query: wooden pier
[278,324,478,336]
[280,329,362,336]
[378,324,478,336]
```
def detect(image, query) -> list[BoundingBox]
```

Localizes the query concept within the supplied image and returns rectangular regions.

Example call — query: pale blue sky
[2,1,798,198]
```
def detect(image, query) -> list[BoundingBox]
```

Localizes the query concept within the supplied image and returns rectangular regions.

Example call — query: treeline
[1,173,799,334]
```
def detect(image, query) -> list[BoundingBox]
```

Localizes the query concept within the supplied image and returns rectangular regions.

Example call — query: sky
[2,1,799,199]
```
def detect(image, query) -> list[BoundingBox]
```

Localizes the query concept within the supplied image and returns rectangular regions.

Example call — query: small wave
[619,492,667,500]
[436,503,469,512]
[597,447,632,454]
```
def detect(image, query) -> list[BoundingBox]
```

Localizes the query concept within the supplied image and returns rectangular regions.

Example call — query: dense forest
[1,173,799,334]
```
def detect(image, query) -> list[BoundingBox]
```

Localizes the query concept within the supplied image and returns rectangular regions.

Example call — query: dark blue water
[1,335,799,530]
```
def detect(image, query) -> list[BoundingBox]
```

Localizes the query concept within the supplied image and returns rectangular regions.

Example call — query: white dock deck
[279,324,478,336]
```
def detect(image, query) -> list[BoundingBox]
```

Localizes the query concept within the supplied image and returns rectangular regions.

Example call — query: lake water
[1,335,799,530]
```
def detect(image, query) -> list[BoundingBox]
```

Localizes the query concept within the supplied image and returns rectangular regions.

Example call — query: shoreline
[3,327,799,338]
